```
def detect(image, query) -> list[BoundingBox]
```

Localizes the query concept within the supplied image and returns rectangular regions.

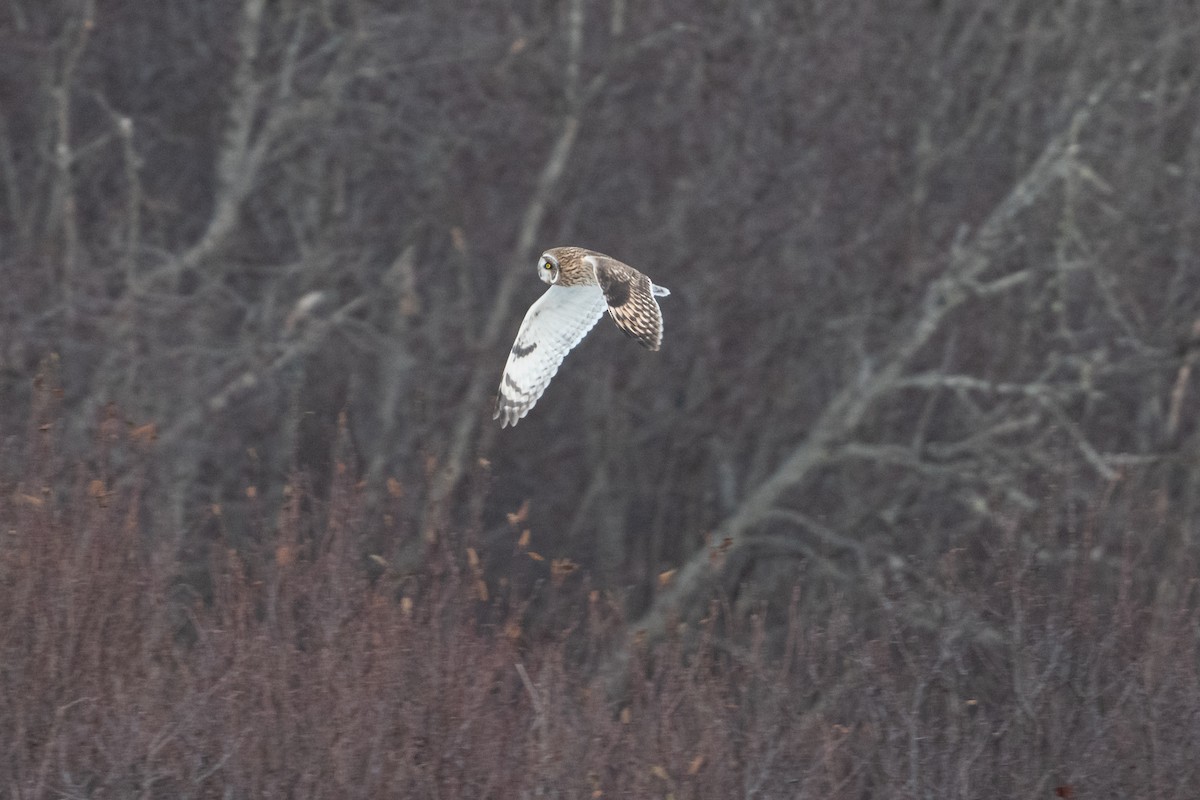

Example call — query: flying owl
[494,246,670,427]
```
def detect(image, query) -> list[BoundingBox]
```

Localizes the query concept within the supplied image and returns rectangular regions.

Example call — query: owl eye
[542,262,552,270]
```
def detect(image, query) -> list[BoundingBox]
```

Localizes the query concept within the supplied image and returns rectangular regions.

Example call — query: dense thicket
[2,433,1198,797]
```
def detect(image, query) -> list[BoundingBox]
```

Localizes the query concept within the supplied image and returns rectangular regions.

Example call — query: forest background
[2,0,1200,796]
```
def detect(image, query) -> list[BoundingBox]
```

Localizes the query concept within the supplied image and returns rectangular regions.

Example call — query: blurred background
[2,0,1199,639]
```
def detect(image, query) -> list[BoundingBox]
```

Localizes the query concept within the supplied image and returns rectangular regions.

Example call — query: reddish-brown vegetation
[2,419,1197,798]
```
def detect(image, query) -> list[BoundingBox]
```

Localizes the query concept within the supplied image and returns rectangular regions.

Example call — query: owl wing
[494,284,608,427]
[588,255,668,351]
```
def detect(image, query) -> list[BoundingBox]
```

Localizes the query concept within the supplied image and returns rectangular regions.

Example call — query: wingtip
[493,399,524,428]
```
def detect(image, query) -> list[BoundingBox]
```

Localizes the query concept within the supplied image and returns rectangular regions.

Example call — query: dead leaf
[245,485,257,499]
[467,546,480,569]
[517,528,531,549]
[507,499,531,527]
[129,422,157,443]
[275,545,295,567]
[650,765,669,781]
[658,568,676,587]
[619,707,632,724]
[709,536,734,566]
[87,479,108,507]
[687,755,705,775]
[551,558,578,586]
[527,551,544,562]
[475,578,489,601]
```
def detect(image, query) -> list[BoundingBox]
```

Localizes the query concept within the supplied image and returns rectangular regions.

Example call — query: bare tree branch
[605,83,1114,673]
[170,0,266,280]
[156,295,367,453]
[425,0,589,524]
[49,0,95,318]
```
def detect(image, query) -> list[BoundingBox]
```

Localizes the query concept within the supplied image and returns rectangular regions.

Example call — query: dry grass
[2,425,1198,799]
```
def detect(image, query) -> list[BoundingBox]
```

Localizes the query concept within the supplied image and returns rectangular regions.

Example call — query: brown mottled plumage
[494,247,671,427]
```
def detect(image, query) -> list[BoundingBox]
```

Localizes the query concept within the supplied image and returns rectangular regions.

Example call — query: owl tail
[651,283,670,298]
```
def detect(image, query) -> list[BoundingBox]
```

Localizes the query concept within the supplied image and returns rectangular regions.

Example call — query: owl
[494,246,670,427]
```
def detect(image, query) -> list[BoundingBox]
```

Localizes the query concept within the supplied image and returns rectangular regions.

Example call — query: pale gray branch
[605,84,1113,678]
[426,0,589,520]
[893,373,1060,399]
[157,295,367,451]
[173,0,266,278]
[1038,397,1120,481]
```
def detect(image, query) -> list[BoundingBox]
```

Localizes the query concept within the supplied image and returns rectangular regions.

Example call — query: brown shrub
[2,426,1198,798]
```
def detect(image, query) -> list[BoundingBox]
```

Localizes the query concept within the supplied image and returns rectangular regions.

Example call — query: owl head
[537,251,561,285]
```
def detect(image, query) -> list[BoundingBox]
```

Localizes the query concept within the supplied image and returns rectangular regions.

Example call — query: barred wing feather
[494,285,607,427]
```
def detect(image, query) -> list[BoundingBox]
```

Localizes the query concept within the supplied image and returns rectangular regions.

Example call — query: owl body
[494,247,670,427]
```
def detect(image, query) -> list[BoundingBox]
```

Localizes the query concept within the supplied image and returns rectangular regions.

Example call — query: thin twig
[603,81,1114,684]
[425,0,590,523]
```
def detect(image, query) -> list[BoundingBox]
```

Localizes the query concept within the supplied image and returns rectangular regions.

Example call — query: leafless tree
[1,0,1198,661]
